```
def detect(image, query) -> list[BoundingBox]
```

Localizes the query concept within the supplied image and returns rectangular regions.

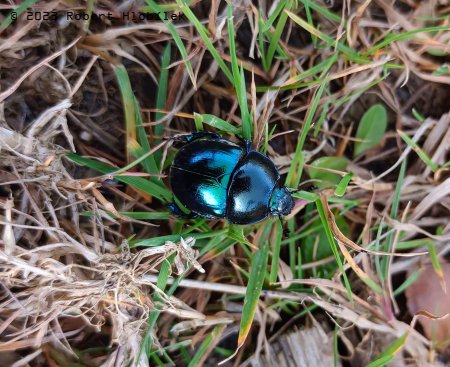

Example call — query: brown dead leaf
[406,262,450,349]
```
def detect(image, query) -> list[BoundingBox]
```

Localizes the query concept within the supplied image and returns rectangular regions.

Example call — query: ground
[0,1,450,366]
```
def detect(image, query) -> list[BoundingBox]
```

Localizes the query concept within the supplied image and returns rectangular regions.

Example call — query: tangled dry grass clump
[1,0,450,366]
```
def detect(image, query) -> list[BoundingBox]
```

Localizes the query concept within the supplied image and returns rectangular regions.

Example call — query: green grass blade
[256,57,332,92]
[66,153,171,202]
[335,75,389,107]
[145,0,196,88]
[80,211,169,220]
[298,0,341,23]
[398,130,439,172]
[265,2,291,70]
[188,325,225,367]
[428,240,445,290]
[303,1,317,45]
[335,172,353,197]
[367,355,394,367]
[194,113,204,131]
[286,70,332,188]
[365,25,450,56]
[117,211,169,220]
[131,229,228,248]
[176,0,233,83]
[285,10,369,64]
[393,269,420,297]
[0,0,39,31]
[269,220,283,284]
[381,158,407,279]
[154,43,171,141]
[315,197,353,301]
[257,13,269,71]
[313,99,329,136]
[114,64,161,179]
[140,254,174,359]
[237,238,270,348]
[200,114,241,134]
[368,332,408,367]
[260,0,287,32]
[114,64,137,145]
[239,65,252,139]
[228,4,252,139]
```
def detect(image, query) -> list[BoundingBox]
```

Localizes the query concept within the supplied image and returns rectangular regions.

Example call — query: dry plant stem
[320,194,427,257]
[142,274,307,301]
[0,38,81,102]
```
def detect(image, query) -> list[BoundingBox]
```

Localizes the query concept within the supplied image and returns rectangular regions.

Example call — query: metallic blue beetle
[169,132,294,225]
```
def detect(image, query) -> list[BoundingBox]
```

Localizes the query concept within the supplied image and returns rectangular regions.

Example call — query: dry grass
[1,0,450,366]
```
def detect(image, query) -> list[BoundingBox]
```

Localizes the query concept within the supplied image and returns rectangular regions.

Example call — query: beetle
[168,132,294,225]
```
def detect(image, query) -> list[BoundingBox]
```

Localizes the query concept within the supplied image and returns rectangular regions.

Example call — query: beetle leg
[169,131,220,143]
[235,135,253,153]
[168,202,199,219]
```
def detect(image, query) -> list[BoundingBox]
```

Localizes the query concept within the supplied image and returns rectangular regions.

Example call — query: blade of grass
[257,13,268,71]
[393,269,420,297]
[114,65,161,180]
[237,231,271,349]
[145,0,196,88]
[398,130,439,172]
[228,225,253,247]
[428,240,446,292]
[368,332,409,367]
[286,67,333,188]
[285,10,368,63]
[140,254,175,359]
[256,58,336,92]
[200,114,241,134]
[220,225,273,364]
[298,0,341,23]
[239,65,252,139]
[366,355,394,367]
[381,158,407,280]
[260,0,288,32]
[395,238,434,250]
[265,1,292,70]
[228,4,252,139]
[333,326,339,367]
[194,112,204,131]
[313,99,329,136]
[188,325,226,367]
[0,0,39,31]
[269,220,283,284]
[66,153,171,201]
[131,229,228,247]
[335,172,353,197]
[175,0,233,82]
[80,211,169,220]
[303,1,317,45]
[154,43,171,153]
[364,25,450,56]
[335,75,389,107]
[315,196,353,301]
[116,211,170,220]
[114,64,137,151]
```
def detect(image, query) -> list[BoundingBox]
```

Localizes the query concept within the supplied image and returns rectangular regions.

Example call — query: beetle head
[270,187,294,217]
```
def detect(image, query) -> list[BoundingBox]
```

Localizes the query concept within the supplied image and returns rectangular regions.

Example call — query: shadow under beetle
[169,132,294,225]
